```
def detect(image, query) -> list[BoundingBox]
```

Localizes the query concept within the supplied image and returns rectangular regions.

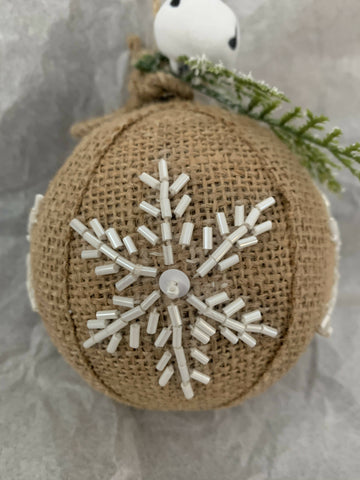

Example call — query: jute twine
[71,35,193,139]
[30,48,335,410]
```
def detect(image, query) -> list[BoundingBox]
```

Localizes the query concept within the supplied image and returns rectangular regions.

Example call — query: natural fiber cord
[71,36,193,139]
[30,63,336,410]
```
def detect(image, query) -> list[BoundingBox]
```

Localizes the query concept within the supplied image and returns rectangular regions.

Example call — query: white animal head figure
[154,0,240,73]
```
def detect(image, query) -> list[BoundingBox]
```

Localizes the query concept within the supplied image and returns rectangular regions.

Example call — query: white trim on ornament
[317,191,341,337]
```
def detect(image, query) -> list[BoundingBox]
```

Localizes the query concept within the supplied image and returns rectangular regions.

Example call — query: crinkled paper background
[1,1,359,478]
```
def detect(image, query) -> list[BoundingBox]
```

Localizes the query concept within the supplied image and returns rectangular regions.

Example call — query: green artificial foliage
[135,52,360,192]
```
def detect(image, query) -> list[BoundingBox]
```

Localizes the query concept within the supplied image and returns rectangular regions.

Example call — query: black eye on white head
[228,28,238,50]
[170,0,181,6]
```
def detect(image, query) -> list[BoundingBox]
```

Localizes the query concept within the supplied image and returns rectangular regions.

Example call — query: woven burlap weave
[30,68,335,410]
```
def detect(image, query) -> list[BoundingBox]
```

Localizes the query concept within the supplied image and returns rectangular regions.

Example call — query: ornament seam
[65,107,169,402]
[182,104,304,407]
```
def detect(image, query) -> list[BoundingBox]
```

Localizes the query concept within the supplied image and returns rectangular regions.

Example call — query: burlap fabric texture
[30,61,336,411]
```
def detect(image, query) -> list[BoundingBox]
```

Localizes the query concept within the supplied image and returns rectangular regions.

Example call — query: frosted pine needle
[135,52,360,193]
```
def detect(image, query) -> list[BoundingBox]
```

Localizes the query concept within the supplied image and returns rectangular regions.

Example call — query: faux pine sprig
[135,52,360,193]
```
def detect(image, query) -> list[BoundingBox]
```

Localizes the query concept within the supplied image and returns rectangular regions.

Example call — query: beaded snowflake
[69,159,278,400]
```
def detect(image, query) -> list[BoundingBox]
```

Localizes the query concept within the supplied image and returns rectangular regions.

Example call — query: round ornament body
[154,0,239,72]
[29,100,336,411]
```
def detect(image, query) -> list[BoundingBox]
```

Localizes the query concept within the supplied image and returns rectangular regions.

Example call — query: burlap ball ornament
[28,62,337,411]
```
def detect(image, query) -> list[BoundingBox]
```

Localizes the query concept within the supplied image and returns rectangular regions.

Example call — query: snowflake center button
[159,269,191,299]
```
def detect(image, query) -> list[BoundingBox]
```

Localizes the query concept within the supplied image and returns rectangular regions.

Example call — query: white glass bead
[224,318,245,334]
[203,226,213,251]
[83,331,106,349]
[256,196,276,212]
[156,350,172,371]
[211,239,232,262]
[169,173,190,196]
[159,365,174,387]
[191,369,211,385]
[237,236,258,250]
[83,231,102,249]
[89,218,106,240]
[181,382,194,400]
[239,332,256,348]
[112,296,135,308]
[106,318,128,336]
[121,306,145,323]
[96,310,119,321]
[129,323,140,349]
[174,346,186,366]
[234,205,245,226]
[167,304,182,328]
[186,294,207,313]
[191,326,210,344]
[242,310,262,324]
[83,325,106,342]
[115,255,136,272]
[87,319,108,329]
[106,333,122,354]
[218,254,240,272]
[216,212,230,236]
[253,220,272,236]
[172,326,182,348]
[154,327,172,348]
[99,244,119,261]
[196,257,217,278]
[245,207,261,229]
[160,198,172,219]
[147,309,160,335]
[163,244,174,265]
[83,330,110,349]
[190,348,210,365]
[105,227,123,249]
[206,291,230,308]
[81,249,101,259]
[137,225,159,246]
[136,265,158,278]
[158,158,169,181]
[220,327,239,344]
[141,290,161,311]
[245,324,262,333]
[204,308,226,324]
[227,225,248,244]
[196,318,216,336]
[261,325,278,338]
[161,222,172,242]
[174,194,191,218]
[179,364,190,383]
[179,222,194,247]
[115,273,138,292]
[140,201,161,218]
[123,236,138,255]
[139,172,160,190]
[160,180,169,199]
[95,263,120,276]
[223,297,245,317]
[70,218,87,236]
